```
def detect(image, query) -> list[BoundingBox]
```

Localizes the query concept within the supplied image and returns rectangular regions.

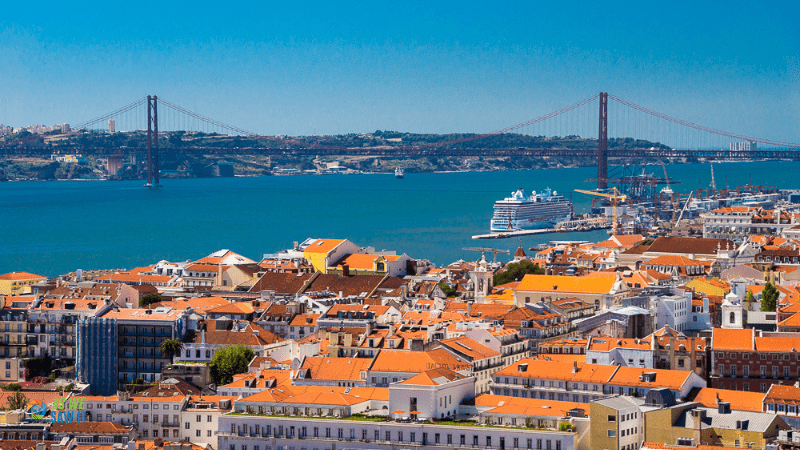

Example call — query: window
[185,422,190,429]
[608,415,616,422]
[608,430,616,437]
[196,430,201,437]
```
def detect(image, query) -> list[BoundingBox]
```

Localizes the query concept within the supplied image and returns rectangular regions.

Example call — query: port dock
[472,216,610,240]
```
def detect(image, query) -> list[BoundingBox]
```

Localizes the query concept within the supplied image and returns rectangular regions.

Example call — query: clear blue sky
[1,0,799,140]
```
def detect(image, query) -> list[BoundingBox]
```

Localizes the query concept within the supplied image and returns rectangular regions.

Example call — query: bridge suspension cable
[409,94,601,149]
[73,97,147,130]
[609,94,800,149]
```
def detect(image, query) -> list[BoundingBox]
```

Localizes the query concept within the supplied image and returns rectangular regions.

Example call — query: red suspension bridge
[3,92,800,188]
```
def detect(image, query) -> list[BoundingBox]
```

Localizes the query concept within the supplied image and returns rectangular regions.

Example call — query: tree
[139,293,163,308]
[7,390,26,410]
[745,290,755,304]
[438,283,458,298]
[208,345,255,386]
[493,261,545,286]
[159,339,184,361]
[761,282,779,312]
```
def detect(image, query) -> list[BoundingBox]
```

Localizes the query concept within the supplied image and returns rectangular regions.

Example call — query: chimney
[467,301,473,317]
[342,264,350,277]
[572,361,578,373]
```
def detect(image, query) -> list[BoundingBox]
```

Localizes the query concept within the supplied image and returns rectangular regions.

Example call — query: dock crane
[675,191,694,227]
[709,162,717,192]
[462,247,510,264]
[574,187,627,235]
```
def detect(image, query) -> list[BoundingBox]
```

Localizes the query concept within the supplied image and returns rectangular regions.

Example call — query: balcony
[161,422,180,428]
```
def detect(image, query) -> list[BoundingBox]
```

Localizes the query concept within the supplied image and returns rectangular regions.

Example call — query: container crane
[574,187,627,235]
[675,191,694,227]
[462,247,510,264]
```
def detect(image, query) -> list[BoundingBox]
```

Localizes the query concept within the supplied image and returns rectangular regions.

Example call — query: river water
[1,161,798,277]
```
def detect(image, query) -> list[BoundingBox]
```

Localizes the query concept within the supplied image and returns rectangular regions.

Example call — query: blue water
[1,161,799,277]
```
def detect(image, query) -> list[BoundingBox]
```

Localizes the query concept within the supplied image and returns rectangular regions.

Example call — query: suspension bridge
[2,92,799,188]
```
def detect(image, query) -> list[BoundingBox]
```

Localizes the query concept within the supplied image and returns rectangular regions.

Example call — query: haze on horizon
[1,0,798,141]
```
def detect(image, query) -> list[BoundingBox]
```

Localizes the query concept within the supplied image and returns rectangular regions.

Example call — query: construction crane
[675,191,694,227]
[709,162,717,192]
[462,247,510,264]
[575,187,628,235]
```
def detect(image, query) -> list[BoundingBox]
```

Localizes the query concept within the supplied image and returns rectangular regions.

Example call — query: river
[1,161,798,277]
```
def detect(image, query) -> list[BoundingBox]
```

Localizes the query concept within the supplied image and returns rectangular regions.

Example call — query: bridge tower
[597,92,608,189]
[146,95,160,187]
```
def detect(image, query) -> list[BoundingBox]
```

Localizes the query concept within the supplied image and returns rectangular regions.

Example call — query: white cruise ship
[490,188,572,232]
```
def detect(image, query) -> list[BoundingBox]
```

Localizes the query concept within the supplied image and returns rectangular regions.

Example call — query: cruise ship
[490,188,572,232]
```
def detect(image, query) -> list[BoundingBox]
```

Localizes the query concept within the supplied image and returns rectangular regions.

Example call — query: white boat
[490,187,572,232]
[395,167,404,179]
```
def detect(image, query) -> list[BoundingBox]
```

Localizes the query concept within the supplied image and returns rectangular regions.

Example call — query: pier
[472,216,610,240]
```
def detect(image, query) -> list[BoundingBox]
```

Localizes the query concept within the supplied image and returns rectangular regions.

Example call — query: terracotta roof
[188,319,281,346]
[473,393,589,417]
[516,274,616,295]
[0,272,46,281]
[644,254,703,267]
[608,366,693,390]
[296,357,372,382]
[754,336,800,352]
[206,301,255,315]
[613,234,645,246]
[493,358,617,384]
[587,337,650,351]
[438,336,501,360]
[399,368,467,386]
[692,388,764,412]
[290,313,321,327]
[765,384,800,405]
[304,274,404,298]
[333,254,402,270]
[370,349,471,373]
[646,236,734,255]
[303,239,345,254]
[49,421,129,434]
[711,328,754,351]
[0,441,61,450]
[248,272,313,295]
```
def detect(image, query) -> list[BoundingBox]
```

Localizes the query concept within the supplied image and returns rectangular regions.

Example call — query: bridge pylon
[597,92,608,190]
[146,95,161,188]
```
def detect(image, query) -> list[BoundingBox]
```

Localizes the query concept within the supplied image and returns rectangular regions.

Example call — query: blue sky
[1,0,799,140]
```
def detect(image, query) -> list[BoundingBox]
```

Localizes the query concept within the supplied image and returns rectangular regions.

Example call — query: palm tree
[159,339,184,361]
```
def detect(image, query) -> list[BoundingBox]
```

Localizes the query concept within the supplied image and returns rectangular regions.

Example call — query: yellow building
[0,272,47,295]
[685,277,729,297]
[302,239,359,274]
[644,402,787,448]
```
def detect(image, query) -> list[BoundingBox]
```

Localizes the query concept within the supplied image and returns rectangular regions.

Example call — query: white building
[388,368,475,420]
[654,292,692,333]
[217,415,576,450]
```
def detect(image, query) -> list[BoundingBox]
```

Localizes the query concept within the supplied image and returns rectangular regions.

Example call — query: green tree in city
[139,293,163,308]
[761,282,779,312]
[438,283,458,298]
[159,339,184,361]
[7,390,26,410]
[208,345,255,385]
[745,290,755,304]
[493,261,545,286]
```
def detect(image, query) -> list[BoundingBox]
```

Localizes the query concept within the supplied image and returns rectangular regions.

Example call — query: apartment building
[710,328,800,392]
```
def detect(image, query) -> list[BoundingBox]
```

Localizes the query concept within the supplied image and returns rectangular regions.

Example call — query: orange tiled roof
[398,368,467,386]
[608,366,693,390]
[692,388,764,412]
[516,274,616,295]
[304,239,345,254]
[370,349,471,373]
[0,272,46,281]
[711,328,754,351]
[297,357,372,382]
